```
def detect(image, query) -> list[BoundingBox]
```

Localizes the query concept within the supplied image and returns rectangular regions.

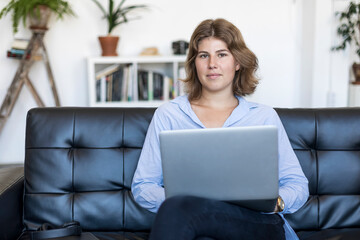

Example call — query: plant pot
[29,5,52,30]
[98,36,119,56]
[352,63,360,82]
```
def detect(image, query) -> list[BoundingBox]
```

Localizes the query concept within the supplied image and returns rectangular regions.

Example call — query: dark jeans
[149,196,285,240]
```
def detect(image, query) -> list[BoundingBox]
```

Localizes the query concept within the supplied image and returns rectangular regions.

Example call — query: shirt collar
[224,95,258,127]
[171,95,204,127]
[171,95,259,128]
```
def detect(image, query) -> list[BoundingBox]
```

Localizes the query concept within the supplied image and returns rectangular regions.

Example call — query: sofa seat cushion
[24,108,156,232]
[92,231,149,240]
[297,228,360,240]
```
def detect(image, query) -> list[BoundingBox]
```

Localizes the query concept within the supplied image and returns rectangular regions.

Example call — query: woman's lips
[206,73,221,79]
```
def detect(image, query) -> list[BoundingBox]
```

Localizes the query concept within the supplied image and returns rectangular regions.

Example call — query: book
[168,77,175,100]
[148,71,154,101]
[95,64,121,81]
[138,70,149,100]
[122,66,129,102]
[7,50,30,60]
[132,66,139,101]
[96,79,101,102]
[101,77,106,102]
[9,49,26,55]
[106,74,113,101]
[163,76,170,101]
[111,68,124,101]
[127,65,134,101]
[95,76,107,102]
[11,38,29,50]
[153,72,164,100]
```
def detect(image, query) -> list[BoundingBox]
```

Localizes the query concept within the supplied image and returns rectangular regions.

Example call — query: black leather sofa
[1,107,360,240]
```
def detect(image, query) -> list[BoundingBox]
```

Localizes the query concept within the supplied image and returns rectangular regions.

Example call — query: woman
[132,18,309,240]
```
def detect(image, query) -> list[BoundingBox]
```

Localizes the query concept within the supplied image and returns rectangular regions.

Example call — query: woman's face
[195,37,240,95]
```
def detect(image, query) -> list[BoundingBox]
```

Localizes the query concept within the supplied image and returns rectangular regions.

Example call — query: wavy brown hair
[183,18,259,101]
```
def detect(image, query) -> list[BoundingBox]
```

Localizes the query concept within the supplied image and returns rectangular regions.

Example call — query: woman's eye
[218,53,227,57]
[199,54,208,59]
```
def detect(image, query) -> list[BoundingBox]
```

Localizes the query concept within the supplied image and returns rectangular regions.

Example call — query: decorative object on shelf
[28,4,52,29]
[91,0,148,56]
[172,40,189,55]
[332,1,360,82]
[0,0,75,34]
[98,35,120,56]
[11,38,29,49]
[140,47,159,56]
[7,38,33,59]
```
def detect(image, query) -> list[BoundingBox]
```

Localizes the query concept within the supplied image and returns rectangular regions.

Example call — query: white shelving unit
[87,55,186,107]
[349,83,360,107]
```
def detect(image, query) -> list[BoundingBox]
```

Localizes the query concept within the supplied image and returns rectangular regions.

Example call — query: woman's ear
[235,63,240,71]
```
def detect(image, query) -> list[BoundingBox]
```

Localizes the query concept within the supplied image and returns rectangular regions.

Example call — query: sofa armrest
[0,165,24,240]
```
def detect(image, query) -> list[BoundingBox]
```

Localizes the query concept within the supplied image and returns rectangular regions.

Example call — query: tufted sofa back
[24,107,360,233]
[278,108,360,231]
[24,108,156,231]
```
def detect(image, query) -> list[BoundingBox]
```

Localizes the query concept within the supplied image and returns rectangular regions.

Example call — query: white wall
[297,0,315,107]
[312,0,351,107]
[0,0,352,164]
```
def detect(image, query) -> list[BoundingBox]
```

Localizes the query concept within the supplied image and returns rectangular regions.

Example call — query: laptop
[159,125,279,212]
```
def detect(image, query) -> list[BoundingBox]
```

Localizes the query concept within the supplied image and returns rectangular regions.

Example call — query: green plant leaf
[331,1,360,55]
[0,0,75,34]
[116,0,126,13]
[91,0,148,35]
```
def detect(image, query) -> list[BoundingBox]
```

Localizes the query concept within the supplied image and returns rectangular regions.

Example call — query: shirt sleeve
[131,108,167,213]
[268,109,309,214]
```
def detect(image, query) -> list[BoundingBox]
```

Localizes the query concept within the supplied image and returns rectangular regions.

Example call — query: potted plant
[91,0,147,56]
[332,1,360,82]
[0,0,75,34]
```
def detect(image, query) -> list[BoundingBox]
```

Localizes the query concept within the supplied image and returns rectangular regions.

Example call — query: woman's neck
[192,91,238,109]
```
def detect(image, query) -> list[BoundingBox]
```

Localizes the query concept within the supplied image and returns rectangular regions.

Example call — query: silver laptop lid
[160,126,278,203]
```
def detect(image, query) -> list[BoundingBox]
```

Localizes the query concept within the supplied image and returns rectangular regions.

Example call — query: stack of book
[95,64,181,103]
[96,64,149,102]
[138,70,174,101]
[95,64,186,102]
[95,64,131,102]
[7,39,30,59]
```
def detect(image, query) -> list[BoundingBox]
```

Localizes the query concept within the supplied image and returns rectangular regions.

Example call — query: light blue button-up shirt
[132,95,309,240]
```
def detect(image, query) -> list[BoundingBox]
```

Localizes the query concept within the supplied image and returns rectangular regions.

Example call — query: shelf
[88,55,187,64]
[87,55,186,108]
[349,83,360,107]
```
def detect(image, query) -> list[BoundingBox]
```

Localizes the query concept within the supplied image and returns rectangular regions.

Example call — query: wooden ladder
[0,28,60,133]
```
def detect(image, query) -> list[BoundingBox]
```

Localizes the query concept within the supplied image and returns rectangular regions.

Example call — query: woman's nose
[208,56,217,69]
